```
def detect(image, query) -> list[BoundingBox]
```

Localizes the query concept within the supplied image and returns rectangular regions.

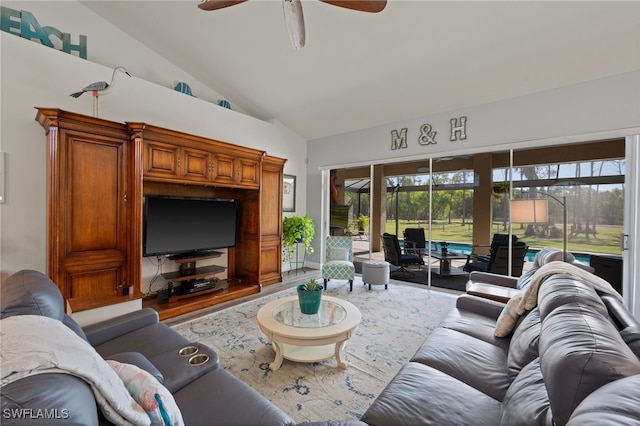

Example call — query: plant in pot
[282,215,315,262]
[296,278,323,315]
[353,214,369,237]
[492,182,510,199]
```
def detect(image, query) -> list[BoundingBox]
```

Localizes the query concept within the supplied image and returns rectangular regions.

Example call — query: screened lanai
[330,139,626,291]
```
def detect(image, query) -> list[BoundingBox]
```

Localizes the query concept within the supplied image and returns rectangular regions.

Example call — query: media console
[159,251,231,304]
[36,108,285,320]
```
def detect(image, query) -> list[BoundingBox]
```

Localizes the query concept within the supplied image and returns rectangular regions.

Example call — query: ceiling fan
[198,0,387,49]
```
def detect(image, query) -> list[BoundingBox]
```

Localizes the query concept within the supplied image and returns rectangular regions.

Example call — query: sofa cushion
[93,322,192,358]
[507,308,541,381]
[360,362,502,426]
[0,270,64,321]
[566,374,640,426]
[106,352,164,384]
[0,374,100,425]
[173,368,296,426]
[500,358,552,426]
[438,306,510,350]
[538,274,609,320]
[411,327,510,401]
[539,278,640,426]
[62,314,89,341]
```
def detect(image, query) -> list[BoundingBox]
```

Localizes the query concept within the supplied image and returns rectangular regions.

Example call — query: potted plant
[353,214,369,236]
[492,182,510,198]
[296,278,323,314]
[283,215,315,261]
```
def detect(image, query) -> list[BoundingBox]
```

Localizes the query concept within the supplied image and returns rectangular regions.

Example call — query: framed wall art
[283,174,296,212]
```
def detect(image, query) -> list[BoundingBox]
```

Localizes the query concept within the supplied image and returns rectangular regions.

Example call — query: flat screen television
[143,196,237,257]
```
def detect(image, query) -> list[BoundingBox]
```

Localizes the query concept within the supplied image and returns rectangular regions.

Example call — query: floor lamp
[511,194,568,262]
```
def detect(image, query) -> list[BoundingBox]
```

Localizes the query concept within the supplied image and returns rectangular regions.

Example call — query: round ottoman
[362,260,390,290]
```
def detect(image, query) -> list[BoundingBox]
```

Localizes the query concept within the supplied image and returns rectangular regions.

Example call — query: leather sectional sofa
[3,268,640,425]
[1,270,296,425]
[359,271,640,425]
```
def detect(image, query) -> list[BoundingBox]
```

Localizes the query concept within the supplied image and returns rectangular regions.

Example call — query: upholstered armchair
[322,236,355,291]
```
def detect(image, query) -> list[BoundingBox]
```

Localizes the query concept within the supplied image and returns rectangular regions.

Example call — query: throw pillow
[327,247,349,261]
[495,294,525,337]
[107,360,184,426]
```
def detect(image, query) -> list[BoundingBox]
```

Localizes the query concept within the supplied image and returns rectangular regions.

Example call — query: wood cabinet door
[260,156,285,285]
[211,152,237,185]
[235,157,261,189]
[54,126,131,299]
[143,140,180,180]
[181,146,212,183]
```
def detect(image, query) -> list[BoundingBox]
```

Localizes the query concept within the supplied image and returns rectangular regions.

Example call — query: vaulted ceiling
[84,1,640,141]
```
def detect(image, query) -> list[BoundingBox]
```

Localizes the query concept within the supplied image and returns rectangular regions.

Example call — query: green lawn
[386,220,623,255]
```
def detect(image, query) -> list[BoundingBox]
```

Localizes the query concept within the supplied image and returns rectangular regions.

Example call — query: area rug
[171,277,457,424]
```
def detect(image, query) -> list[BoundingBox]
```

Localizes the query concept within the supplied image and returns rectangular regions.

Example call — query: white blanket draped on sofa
[519,260,624,312]
[0,315,152,426]
[494,261,625,337]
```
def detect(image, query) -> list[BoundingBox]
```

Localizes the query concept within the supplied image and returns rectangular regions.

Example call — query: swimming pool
[421,241,591,264]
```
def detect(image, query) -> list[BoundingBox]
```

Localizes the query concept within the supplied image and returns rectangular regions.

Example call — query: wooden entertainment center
[36,108,286,320]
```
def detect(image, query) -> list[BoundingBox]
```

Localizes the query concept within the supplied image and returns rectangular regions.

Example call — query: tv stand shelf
[165,251,224,279]
[144,280,261,321]
[162,265,226,282]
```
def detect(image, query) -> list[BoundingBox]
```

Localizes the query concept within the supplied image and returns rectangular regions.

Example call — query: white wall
[0,3,307,286]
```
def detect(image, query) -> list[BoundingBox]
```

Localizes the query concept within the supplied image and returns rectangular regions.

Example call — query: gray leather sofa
[360,272,640,425]
[1,270,296,426]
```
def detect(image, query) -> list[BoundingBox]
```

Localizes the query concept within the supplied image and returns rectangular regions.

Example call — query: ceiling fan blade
[319,0,387,13]
[283,0,305,49]
[198,0,248,11]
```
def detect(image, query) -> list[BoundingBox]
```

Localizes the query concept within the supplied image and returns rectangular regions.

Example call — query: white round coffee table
[257,295,361,371]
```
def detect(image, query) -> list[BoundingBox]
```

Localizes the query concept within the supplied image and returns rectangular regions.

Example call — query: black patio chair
[403,227,428,257]
[464,239,528,277]
[381,233,424,276]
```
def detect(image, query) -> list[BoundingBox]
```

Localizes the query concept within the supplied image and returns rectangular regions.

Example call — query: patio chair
[464,233,518,265]
[464,241,528,277]
[322,236,355,291]
[381,233,424,276]
[403,227,428,257]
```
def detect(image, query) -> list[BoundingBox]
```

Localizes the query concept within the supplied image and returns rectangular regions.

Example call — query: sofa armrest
[456,294,505,320]
[468,271,519,288]
[106,351,164,384]
[83,308,159,347]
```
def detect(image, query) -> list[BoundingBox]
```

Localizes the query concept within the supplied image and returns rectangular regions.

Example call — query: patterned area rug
[171,277,457,424]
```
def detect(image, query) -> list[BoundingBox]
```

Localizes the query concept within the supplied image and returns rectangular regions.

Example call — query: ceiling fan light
[283,0,305,49]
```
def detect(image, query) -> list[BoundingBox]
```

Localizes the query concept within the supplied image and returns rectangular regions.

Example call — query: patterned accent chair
[322,236,355,291]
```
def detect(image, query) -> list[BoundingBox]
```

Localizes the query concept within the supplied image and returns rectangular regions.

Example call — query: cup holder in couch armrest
[178,346,199,357]
[188,354,210,366]
[149,343,220,393]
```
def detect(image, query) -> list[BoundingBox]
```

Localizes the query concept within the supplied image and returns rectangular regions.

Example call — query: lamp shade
[511,199,549,224]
